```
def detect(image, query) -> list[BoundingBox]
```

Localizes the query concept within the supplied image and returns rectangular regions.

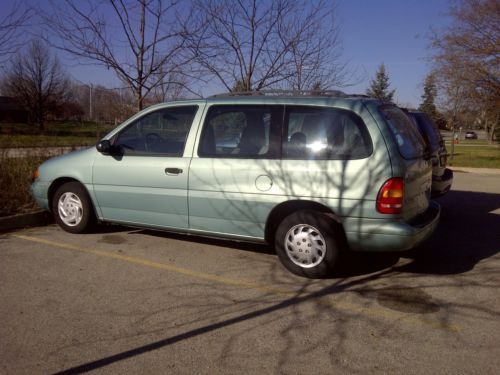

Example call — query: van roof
[153,92,381,108]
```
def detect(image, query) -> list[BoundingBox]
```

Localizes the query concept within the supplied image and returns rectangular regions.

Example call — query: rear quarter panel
[366,104,432,221]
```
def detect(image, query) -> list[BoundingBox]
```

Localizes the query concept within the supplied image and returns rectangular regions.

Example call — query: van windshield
[381,106,426,159]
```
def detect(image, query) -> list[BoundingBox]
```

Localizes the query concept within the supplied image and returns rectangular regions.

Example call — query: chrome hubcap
[57,192,83,227]
[284,224,326,268]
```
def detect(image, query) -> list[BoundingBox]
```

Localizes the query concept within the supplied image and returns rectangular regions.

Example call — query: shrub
[0,151,52,216]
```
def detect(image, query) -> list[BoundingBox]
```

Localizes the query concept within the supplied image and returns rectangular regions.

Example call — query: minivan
[31,92,440,278]
[405,110,453,197]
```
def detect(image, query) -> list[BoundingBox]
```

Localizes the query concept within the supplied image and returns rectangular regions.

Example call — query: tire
[274,210,344,278]
[52,182,96,234]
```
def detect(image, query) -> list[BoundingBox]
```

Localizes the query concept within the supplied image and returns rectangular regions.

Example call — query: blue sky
[336,0,451,106]
[1,0,452,107]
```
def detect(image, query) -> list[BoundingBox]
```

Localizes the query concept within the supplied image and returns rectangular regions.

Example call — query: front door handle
[165,167,183,176]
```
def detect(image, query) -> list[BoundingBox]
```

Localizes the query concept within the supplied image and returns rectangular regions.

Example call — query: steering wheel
[145,132,164,151]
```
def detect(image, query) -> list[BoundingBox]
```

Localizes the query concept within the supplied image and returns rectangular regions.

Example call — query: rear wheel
[52,182,96,233]
[274,210,344,278]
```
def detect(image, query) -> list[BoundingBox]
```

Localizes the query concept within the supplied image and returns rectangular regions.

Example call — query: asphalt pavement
[1,171,499,374]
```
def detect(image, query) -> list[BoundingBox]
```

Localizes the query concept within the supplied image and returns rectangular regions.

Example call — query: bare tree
[281,1,349,91]
[430,0,499,142]
[0,2,32,62]
[4,39,70,132]
[190,0,348,92]
[150,69,191,103]
[43,0,197,111]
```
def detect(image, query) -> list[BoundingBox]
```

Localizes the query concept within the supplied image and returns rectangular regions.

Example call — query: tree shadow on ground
[51,190,500,374]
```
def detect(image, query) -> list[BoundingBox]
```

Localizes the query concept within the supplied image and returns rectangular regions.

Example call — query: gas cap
[255,175,273,192]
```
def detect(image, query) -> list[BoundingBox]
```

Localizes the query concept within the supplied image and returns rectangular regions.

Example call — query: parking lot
[1,171,499,374]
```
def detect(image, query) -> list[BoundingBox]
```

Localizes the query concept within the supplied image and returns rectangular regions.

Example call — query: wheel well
[264,200,342,244]
[47,177,81,212]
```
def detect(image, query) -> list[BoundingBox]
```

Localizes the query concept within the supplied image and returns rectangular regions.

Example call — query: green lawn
[0,120,116,147]
[445,139,491,146]
[1,121,115,135]
[448,145,500,169]
[0,134,99,148]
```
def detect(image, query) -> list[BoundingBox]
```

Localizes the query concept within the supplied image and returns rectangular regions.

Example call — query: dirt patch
[376,286,440,314]
[98,235,127,245]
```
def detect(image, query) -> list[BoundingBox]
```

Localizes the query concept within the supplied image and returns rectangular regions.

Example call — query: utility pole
[89,83,93,122]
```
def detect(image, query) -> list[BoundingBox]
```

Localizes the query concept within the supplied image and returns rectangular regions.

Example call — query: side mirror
[96,140,112,154]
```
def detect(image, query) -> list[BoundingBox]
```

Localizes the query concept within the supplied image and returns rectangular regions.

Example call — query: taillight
[376,178,404,214]
[33,168,39,182]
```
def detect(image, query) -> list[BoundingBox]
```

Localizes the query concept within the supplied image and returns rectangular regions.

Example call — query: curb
[0,210,53,232]
[451,167,500,175]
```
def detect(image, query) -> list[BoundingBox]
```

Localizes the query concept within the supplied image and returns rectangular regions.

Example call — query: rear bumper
[432,168,453,197]
[343,201,440,252]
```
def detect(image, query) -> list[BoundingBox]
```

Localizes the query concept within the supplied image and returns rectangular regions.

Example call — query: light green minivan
[31,93,440,278]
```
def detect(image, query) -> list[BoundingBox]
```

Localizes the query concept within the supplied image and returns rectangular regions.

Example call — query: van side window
[283,106,372,160]
[114,106,197,156]
[199,105,281,158]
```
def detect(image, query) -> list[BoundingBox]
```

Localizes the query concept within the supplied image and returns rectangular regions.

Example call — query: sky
[335,0,452,106]
[0,0,453,107]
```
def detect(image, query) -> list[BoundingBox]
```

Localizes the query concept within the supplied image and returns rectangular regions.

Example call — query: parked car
[404,110,453,197]
[465,131,478,139]
[31,93,440,278]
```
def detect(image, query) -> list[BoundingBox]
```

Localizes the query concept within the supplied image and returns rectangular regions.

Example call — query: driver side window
[114,106,198,156]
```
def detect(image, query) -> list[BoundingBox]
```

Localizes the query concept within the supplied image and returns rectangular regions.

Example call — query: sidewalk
[451,167,500,175]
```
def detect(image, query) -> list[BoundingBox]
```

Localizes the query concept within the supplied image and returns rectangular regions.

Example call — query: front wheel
[52,182,96,234]
[274,210,344,278]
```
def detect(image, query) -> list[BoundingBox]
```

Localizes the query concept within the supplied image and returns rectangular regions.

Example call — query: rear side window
[282,106,372,160]
[198,105,281,158]
[381,106,426,159]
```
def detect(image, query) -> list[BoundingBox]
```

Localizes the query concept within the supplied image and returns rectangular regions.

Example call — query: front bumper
[30,180,50,211]
[343,201,441,252]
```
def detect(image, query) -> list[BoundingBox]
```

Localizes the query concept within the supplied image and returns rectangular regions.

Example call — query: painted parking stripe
[13,234,460,332]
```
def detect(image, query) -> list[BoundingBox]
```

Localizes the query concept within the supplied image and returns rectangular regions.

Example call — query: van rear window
[410,112,442,153]
[381,106,426,159]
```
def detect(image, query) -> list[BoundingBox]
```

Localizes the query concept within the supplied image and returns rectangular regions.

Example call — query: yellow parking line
[13,234,461,332]
[13,234,295,295]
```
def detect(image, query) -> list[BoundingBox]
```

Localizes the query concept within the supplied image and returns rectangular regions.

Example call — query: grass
[0,134,99,148]
[448,145,500,169]
[445,139,491,146]
[0,151,54,217]
[0,121,116,147]
[1,120,115,135]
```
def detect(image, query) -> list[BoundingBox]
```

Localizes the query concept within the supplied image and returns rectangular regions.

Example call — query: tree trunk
[37,110,44,134]
[489,115,498,144]
[136,87,143,112]
[36,93,45,134]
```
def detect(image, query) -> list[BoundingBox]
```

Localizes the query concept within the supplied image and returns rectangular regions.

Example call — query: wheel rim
[284,224,327,268]
[57,192,83,227]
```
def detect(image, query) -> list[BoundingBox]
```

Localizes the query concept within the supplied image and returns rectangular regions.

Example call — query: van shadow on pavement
[397,190,500,275]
